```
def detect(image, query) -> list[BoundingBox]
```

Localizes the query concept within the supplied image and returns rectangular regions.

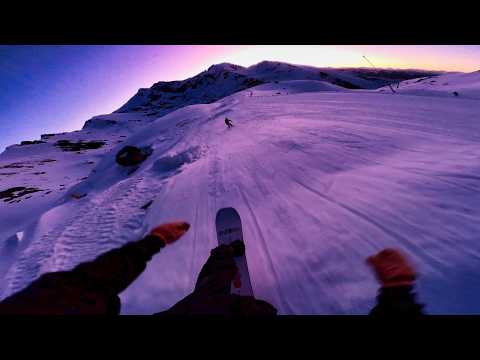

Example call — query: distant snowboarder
[225,118,234,129]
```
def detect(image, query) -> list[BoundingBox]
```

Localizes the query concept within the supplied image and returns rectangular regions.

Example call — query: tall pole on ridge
[362,55,396,94]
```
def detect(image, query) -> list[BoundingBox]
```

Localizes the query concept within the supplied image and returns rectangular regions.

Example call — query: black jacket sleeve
[369,286,424,316]
[0,234,165,315]
[73,234,166,295]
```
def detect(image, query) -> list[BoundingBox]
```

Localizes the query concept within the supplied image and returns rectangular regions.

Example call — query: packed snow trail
[3,88,480,314]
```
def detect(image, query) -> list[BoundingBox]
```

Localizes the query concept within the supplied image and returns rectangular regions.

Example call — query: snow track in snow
[2,174,166,298]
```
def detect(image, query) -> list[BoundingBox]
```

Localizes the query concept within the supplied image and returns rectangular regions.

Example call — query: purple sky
[1,45,479,152]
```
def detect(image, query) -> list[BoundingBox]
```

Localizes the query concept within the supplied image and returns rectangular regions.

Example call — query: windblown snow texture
[1,62,479,314]
[378,70,480,99]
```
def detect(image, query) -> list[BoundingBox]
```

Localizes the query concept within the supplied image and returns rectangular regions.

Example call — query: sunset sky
[1,45,479,151]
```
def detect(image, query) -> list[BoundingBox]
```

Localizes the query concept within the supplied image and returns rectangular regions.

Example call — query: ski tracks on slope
[289,176,449,271]
[237,187,295,313]
[1,174,168,299]
[199,112,294,312]
[49,176,155,271]
[1,202,94,298]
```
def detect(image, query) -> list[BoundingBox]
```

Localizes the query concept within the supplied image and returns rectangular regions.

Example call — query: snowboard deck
[215,207,253,296]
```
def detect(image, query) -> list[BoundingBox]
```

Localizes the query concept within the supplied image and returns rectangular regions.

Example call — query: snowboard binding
[229,240,245,257]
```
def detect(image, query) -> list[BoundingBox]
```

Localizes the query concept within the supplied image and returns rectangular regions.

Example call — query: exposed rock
[116,146,153,167]
[0,187,42,202]
[54,140,106,152]
[71,193,87,199]
[141,200,153,210]
[20,140,46,146]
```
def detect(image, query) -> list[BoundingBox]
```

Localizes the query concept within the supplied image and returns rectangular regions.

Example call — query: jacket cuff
[143,234,166,248]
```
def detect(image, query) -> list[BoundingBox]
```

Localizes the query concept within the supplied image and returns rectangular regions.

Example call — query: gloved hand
[229,239,245,257]
[150,222,190,245]
[367,248,416,288]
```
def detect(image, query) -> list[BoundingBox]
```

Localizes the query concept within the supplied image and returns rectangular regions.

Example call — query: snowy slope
[378,71,480,99]
[0,112,153,247]
[2,81,480,315]
[250,80,348,95]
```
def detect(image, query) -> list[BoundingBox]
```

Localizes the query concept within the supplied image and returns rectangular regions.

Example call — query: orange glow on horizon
[193,45,480,74]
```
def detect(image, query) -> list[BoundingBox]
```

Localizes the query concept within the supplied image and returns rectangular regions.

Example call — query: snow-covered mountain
[113,63,264,117]
[1,62,480,314]
[241,61,438,89]
[113,61,440,116]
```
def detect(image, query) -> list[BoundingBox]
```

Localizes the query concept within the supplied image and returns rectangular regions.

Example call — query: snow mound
[153,146,203,174]
[251,80,348,95]
[379,71,480,99]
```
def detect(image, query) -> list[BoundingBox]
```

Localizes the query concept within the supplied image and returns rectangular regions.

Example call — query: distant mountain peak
[206,63,245,73]
[252,60,289,67]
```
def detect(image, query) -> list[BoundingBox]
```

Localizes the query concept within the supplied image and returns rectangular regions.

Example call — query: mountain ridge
[112,60,442,117]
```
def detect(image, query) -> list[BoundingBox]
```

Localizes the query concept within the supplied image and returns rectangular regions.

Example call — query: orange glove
[367,248,416,288]
[150,222,190,245]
